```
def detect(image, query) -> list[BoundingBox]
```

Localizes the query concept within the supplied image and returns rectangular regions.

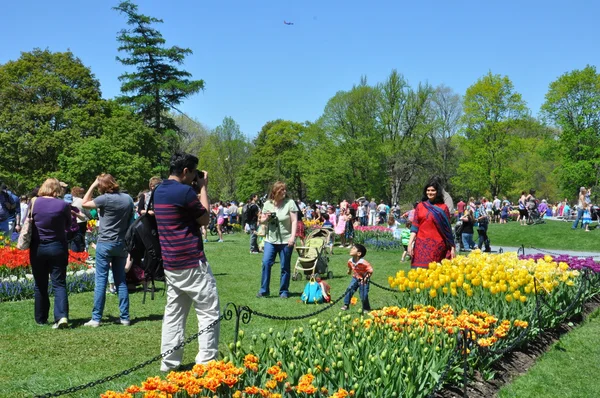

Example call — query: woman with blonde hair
[256,181,298,298]
[82,174,134,327]
[30,178,71,328]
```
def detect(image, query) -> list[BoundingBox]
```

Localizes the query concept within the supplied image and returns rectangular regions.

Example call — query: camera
[190,170,204,193]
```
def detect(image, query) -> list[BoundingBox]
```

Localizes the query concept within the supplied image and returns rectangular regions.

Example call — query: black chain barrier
[425,331,466,398]
[533,268,590,317]
[34,316,222,398]
[248,285,354,321]
[527,245,600,259]
[369,279,402,293]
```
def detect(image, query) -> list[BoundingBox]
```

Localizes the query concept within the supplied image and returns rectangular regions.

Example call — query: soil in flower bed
[434,295,600,398]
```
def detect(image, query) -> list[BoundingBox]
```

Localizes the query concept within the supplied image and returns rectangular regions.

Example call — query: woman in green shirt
[256,181,298,299]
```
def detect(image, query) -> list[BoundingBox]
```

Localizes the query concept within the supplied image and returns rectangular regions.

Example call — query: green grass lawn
[2,228,600,397]
[484,219,600,252]
[0,234,410,397]
[499,309,600,398]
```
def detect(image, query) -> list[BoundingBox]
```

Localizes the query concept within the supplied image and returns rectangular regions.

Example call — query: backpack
[301,278,324,304]
[124,187,164,303]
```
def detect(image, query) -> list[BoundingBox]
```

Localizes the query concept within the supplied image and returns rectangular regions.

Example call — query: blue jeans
[462,233,476,249]
[572,209,584,229]
[93,241,129,322]
[249,222,259,252]
[30,241,69,324]
[343,277,371,310]
[259,242,293,296]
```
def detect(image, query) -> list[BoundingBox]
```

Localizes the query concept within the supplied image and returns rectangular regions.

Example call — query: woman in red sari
[407,179,455,268]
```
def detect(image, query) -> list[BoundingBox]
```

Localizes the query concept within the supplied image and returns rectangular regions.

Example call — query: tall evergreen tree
[113,1,204,139]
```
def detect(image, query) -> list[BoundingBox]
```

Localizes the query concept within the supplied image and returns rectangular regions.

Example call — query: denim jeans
[462,233,476,249]
[259,242,293,296]
[343,277,371,310]
[572,209,584,229]
[30,241,69,324]
[249,222,259,252]
[92,241,129,322]
[70,229,86,252]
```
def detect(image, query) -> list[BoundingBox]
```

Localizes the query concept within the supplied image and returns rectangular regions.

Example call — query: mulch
[433,295,600,398]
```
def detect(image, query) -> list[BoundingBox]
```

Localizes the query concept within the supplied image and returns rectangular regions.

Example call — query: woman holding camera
[256,181,298,299]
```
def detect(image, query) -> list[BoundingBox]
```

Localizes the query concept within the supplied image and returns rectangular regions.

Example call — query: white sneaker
[52,317,68,329]
[218,239,224,243]
[84,319,100,328]
[120,319,131,326]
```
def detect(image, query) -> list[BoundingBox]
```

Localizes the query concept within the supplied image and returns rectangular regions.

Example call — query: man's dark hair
[354,243,367,258]
[421,178,444,204]
[169,151,199,176]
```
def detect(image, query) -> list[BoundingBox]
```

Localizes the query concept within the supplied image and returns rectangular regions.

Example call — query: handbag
[301,277,324,304]
[17,198,36,250]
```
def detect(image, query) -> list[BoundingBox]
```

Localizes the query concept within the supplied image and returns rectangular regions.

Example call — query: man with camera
[153,151,220,372]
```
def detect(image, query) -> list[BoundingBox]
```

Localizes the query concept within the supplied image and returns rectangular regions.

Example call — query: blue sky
[2,0,598,137]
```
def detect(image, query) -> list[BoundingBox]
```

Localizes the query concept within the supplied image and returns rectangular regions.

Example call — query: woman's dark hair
[421,178,444,204]
[169,151,199,176]
[521,191,527,195]
[529,189,536,195]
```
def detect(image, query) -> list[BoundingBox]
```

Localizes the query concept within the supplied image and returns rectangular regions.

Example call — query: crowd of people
[5,163,600,372]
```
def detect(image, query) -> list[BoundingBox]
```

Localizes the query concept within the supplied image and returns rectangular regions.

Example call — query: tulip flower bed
[354,226,399,250]
[103,251,599,397]
[0,246,93,301]
[0,271,95,302]
[0,246,90,279]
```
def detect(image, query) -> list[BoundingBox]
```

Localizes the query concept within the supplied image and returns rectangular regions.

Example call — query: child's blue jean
[343,277,371,310]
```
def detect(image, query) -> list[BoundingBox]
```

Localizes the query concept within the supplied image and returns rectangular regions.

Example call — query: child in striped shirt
[340,244,373,312]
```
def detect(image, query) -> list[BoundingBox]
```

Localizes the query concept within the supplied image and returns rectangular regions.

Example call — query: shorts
[217,217,225,225]
[518,209,528,218]
[402,244,408,251]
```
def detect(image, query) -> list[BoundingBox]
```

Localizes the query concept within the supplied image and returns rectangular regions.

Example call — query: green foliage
[541,65,600,196]
[453,72,529,198]
[113,0,204,141]
[198,117,250,201]
[0,49,103,192]
[236,120,307,200]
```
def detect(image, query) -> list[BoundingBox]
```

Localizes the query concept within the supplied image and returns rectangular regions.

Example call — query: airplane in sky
[284,20,294,25]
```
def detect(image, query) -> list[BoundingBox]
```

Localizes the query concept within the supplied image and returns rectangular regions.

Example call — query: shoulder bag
[17,198,36,250]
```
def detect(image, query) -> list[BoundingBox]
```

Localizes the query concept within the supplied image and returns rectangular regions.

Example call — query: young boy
[400,221,411,262]
[340,244,372,312]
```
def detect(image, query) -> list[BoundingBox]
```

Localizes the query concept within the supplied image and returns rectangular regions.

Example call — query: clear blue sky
[2,0,598,137]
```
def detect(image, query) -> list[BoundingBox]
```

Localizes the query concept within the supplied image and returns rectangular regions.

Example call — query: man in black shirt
[247,194,260,254]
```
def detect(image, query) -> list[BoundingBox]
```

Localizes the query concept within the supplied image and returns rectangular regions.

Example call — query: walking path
[491,245,600,260]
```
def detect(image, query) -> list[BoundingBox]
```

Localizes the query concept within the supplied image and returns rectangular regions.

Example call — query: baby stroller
[453,219,464,251]
[527,204,545,225]
[292,229,333,281]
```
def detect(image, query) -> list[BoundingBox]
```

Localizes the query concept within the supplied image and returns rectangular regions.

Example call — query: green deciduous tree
[0,49,104,192]
[198,117,250,201]
[113,0,204,142]
[236,120,306,201]
[453,72,529,198]
[57,100,159,194]
[542,65,600,195]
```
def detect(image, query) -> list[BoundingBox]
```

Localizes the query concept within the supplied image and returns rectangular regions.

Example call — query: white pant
[160,262,220,371]
[369,210,376,226]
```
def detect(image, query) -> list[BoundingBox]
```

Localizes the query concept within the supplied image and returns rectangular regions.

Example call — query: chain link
[426,335,462,398]
[369,279,400,293]
[534,268,589,317]
[249,285,354,321]
[528,245,600,259]
[34,316,222,398]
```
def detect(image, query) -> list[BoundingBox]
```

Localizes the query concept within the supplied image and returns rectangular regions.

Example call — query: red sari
[411,202,454,268]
